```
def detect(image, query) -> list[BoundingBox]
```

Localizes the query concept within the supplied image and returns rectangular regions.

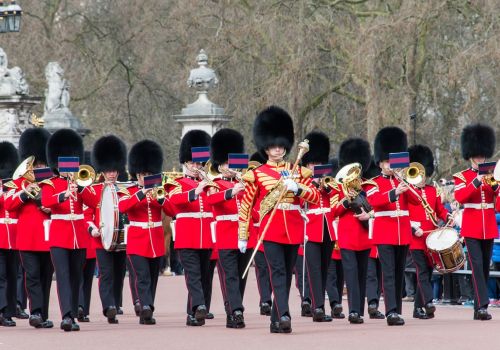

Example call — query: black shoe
[312,308,332,322]
[194,305,207,322]
[413,308,429,319]
[60,317,72,332]
[186,314,205,326]
[140,305,153,321]
[29,314,43,328]
[331,303,345,319]
[41,320,54,328]
[387,312,405,326]
[0,317,16,327]
[134,302,141,317]
[117,307,123,315]
[15,305,29,319]
[232,310,245,328]
[301,300,312,317]
[71,320,80,331]
[278,315,292,333]
[424,302,436,317]
[139,317,156,325]
[368,303,385,319]
[260,302,271,316]
[270,321,281,333]
[106,306,118,323]
[77,306,89,322]
[348,312,364,324]
[206,312,214,320]
[474,308,492,321]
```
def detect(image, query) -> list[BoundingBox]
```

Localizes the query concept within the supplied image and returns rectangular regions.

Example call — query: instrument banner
[191,147,210,163]
[58,157,80,173]
[478,161,496,175]
[389,152,410,169]
[34,167,54,182]
[143,173,163,189]
[313,164,332,178]
[228,153,248,169]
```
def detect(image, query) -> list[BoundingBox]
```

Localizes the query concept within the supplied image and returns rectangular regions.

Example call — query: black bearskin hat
[250,151,267,164]
[92,135,127,173]
[329,158,339,177]
[46,129,84,171]
[374,127,408,164]
[338,138,371,171]
[19,128,51,165]
[128,140,163,179]
[210,128,245,170]
[179,130,211,164]
[0,142,19,179]
[84,151,92,166]
[461,123,496,160]
[253,106,294,155]
[363,158,380,179]
[409,144,435,177]
[301,131,330,165]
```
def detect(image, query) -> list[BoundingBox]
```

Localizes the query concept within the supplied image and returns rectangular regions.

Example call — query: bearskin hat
[461,123,496,160]
[329,157,339,177]
[374,127,408,164]
[409,144,435,177]
[338,138,371,172]
[210,128,245,170]
[253,106,294,155]
[250,151,267,163]
[179,130,211,164]
[92,135,127,173]
[301,131,330,165]
[128,140,163,179]
[19,128,51,165]
[0,142,19,179]
[46,129,84,171]
[363,157,380,179]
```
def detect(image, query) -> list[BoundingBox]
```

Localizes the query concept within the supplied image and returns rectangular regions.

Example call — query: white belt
[176,212,214,219]
[463,203,494,210]
[276,203,301,211]
[374,210,409,218]
[0,218,18,224]
[129,221,163,229]
[215,214,238,222]
[51,214,84,221]
[306,208,330,215]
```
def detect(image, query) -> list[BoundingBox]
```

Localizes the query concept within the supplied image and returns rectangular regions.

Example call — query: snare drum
[100,185,126,251]
[426,227,465,273]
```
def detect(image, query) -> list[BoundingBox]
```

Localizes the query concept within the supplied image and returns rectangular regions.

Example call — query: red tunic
[167,177,214,250]
[304,187,335,243]
[40,177,94,250]
[453,168,499,240]
[0,189,17,250]
[365,174,419,246]
[4,177,50,251]
[118,185,169,258]
[408,185,450,250]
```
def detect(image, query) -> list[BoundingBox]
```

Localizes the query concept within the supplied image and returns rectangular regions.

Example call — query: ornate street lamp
[0,1,22,33]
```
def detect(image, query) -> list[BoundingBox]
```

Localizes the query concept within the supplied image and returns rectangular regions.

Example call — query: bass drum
[100,185,126,251]
[426,227,465,273]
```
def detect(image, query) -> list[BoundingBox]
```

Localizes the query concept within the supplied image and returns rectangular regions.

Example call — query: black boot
[260,302,271,316]
[348,312,364,324]
[473,308,492,321]
[413,308,429,319]
[331,303,345,319]
[301,300,312,317]
[386,312,405,326]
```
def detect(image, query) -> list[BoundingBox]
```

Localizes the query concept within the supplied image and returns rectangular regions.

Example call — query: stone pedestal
[0,95,41,146]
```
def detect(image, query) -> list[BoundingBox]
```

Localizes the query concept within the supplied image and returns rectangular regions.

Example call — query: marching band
[0,106,498,333]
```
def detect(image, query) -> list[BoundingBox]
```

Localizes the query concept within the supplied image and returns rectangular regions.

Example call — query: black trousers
[19,251,53,320]
[263,241,299,323]
[0,249,19,318]
[366,257,383,306]
[377,244,409,316]
[305,237,333,310]
[217,249,251,314]
[127,255,160,310]
[254,250,272,305]
[17,264,27,309]
[79,258,96,316]
[95,249,126,314]
[326,258,343,306]
[294,254,310,301]
[341,249,370,315]
[464,238,493,311]
[206,258,216,313]
[411,249,433,309]
[126,257,139,305]
[177,249,212,315]
[50,247,86,319]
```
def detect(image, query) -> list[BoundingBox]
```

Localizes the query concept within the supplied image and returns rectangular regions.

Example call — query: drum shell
[426,228,465,273]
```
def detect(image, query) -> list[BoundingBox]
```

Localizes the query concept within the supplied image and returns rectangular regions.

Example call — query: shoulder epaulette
[117,187,131,196]
[362,179,379,189]
[3,181,17,190]
[242,169,256,183]
[300,166,313,179]
[452,172,466,183]
[39,178,55,188]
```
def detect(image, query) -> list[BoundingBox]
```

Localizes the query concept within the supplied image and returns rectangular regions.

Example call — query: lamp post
[0,1,22,33]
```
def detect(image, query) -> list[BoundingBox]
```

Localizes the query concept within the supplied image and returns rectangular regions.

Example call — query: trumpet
[151,186,166,200]
[319,175,335,189]
[76,165,96,187]
[403,162,425,187]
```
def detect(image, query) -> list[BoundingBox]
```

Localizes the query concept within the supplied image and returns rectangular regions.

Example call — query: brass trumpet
[319,175,335,189]
[76,165,96,187]
[403,162,425,187]
[151,186,166,200]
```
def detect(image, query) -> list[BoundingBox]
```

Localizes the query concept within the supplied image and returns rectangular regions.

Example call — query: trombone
[184,161,219,189]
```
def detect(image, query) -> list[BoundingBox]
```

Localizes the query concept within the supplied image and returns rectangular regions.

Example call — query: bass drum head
[426,227,458,251]
[100,185,119,250]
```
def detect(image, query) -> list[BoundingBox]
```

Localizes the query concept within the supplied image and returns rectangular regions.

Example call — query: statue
[43,62,70,115]
[0,108,19,136]
[187,49,219,93]
[0,47,30,96]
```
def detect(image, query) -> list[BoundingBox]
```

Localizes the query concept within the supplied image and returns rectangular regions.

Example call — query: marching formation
[0,105,498,334]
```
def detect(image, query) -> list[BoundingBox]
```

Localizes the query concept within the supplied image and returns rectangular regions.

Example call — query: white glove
[90,226,100,237]
[284,179,299,194]
[238,239,248,253]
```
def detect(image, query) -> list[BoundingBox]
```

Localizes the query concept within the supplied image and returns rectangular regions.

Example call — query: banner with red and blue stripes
[313,164,332,178]
[478,161,496,175]
[389,152,410,169]
[144,173,163,189]
[228,153,249,169]
[191,147,210,163]
[58,157,80,173]
[34,167,54,182]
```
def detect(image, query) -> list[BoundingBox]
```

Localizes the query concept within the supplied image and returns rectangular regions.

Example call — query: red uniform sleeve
[4,188,23,211]
[205,189,231,205]
[84,205,97,232]
[118,190,143,213]
[162,197,175,217]
[80,185,100,209]
[41,183,65,208]
[453,175,479,204]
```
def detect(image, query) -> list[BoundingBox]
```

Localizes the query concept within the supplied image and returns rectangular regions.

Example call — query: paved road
[0,272,495,350]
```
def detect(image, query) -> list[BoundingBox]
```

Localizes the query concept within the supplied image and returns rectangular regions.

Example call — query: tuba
[13,156,41,200]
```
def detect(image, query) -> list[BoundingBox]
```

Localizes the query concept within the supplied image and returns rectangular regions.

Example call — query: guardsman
[238,106,320,333]
[4,128,54,329]
[454,123,498,321]
[166,130,214,327]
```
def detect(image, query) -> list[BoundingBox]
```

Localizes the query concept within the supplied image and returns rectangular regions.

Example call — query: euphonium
[13,156,41,200]
[76,164,96,187]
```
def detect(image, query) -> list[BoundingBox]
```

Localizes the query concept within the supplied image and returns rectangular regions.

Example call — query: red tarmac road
[0,272,495,350]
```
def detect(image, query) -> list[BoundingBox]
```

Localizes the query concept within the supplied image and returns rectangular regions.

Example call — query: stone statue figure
[0,108,19,135]
[187,49,219,92]
[0,47,30,96]
[43,62,70,115]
